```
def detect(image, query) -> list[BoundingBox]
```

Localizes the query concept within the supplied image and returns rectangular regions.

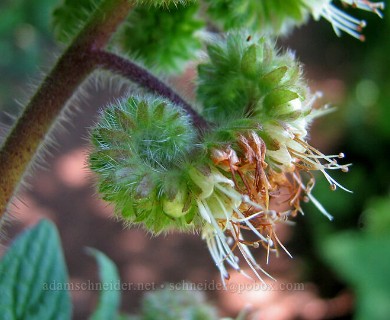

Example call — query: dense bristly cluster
[89,33,351,282]
[204,0,384,40]
[119,3,203,73]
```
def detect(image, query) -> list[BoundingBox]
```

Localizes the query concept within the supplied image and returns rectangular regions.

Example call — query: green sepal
[184,204,196,224]
[116,109,136,131]
[241,44,258,78]
[261,66,288,87]
[256,129,280,151]
[136,100,149,124]
[263,89,299,116]
[277,110,303,121]
[93,128,130,147]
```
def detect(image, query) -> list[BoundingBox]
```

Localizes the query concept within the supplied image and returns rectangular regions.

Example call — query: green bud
[196,31,330,172]
[197,31,309,124]
[89,95,199,233]
[261,66,288,88]
[162,189,189,218]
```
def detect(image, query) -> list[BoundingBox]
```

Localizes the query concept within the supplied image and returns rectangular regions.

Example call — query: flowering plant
[0,0,386,318]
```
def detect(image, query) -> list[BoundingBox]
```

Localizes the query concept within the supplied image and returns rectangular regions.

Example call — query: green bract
[89,95,200,233]
[118,3,203,73]
[204,0,309,35]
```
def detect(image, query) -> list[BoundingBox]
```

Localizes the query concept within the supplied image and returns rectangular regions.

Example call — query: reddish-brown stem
[0,0,133,217]
[92,50,210,131]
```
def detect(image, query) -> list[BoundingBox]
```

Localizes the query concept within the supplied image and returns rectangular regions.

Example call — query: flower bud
[89,95,198,233]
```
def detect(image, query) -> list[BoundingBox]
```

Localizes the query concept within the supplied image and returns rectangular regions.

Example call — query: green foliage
[322,232,390,320]
[134,0,196,7]
[53,0,202,73]
[3,0,390,318]
[363,197,390,235]
[89,95,202,233]
[0,220,71,320]
[118,3,203,73]
[87,248,121,320]
[139,284,218,320]
[53,0,199,44]
[204,0,309,35]
[0,0,56,112]
[0,223,229,319]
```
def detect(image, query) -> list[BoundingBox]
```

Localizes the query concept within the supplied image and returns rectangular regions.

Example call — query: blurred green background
[1,1,389,319]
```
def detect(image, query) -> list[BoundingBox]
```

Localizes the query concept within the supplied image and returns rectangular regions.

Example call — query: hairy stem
[0,0,133,217]
[93,50,210,131]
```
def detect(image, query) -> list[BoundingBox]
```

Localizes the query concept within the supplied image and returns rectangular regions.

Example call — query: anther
[338,152,345,158]
[330,184,337,191]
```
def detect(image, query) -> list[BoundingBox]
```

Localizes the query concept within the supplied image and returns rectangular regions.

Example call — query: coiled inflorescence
[89,95,200,233]
[89,32,351,283]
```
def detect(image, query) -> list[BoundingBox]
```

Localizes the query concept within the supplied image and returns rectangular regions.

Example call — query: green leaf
[322,232,390,320]
[362,197,390,235]
[263,89,299,111]
[0,219,71,320]
[87,248,121,320]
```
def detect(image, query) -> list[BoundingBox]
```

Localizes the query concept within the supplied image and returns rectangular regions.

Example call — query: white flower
[307,0,385,40]
[189,167,280,283]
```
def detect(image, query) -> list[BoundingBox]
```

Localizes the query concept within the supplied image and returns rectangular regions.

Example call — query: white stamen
[233,208,270,244]
[293,173,334,220]
[312,0,385,40]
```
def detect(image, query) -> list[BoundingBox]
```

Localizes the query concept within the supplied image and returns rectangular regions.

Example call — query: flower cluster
[204,0,384,40]
[89,33,351,282]
[308,0,385,40]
